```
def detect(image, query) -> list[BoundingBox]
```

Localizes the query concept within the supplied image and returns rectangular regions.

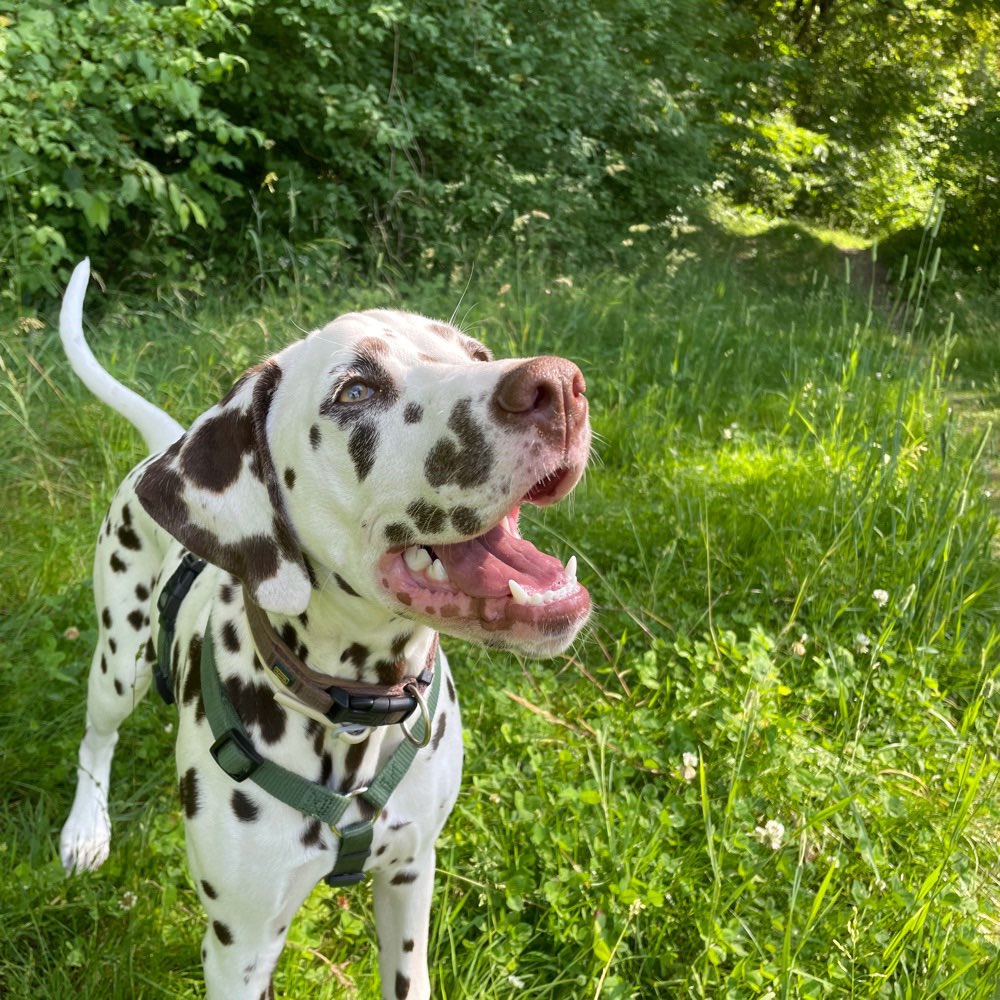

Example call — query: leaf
[75,190,110,232]
[592,932,612,963]
[119,174,141,205]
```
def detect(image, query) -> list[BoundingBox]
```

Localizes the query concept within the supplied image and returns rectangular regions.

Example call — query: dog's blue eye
[338,381,375,404]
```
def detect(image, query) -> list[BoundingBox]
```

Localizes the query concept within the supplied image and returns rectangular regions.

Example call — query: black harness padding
[154,552,207,704]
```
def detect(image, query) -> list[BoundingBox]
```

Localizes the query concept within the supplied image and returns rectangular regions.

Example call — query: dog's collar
[242,588,437,735]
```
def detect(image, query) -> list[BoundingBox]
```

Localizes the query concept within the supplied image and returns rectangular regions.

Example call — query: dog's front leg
[192,849,324,1000]
[181,762,332,1000]
[372,847,437,1000]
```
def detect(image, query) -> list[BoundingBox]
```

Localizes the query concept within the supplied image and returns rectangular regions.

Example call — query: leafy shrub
[5,0,997,299]
[0,1,263,300]
[935,93,1000,271]
[225,0,737,273]
[719,1,999,242]
[2,0,742,300]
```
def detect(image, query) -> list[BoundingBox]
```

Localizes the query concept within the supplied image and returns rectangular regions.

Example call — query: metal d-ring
[399,682,432,748]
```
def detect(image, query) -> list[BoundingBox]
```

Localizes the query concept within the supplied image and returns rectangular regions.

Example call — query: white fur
[59,259,184,453]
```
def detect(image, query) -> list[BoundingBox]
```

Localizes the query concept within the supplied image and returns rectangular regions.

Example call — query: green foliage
[935,89,1000,271]
[2,220,999,995]
[721,0,1000,238]
[2,0,745,300]
[3,0,999,297]
[229,0,736,271]
[0,0,262,299]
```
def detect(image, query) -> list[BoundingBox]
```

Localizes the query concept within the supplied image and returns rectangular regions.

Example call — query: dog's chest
[162,562,463,869]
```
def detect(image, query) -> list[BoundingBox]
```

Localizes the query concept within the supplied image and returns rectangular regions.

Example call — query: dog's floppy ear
[136,360,313,615]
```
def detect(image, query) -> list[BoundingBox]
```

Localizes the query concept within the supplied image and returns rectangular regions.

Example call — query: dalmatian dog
[57,259,591,1000]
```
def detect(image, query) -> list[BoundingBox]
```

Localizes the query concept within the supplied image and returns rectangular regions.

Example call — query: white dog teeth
[403,546,450,585]
[427,558,450,583]
[565,555,577,581]
[509,579,578,607]
[404,546,432,572]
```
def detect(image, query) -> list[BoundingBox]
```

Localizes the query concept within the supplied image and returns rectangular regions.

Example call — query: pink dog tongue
[434,524,565,598]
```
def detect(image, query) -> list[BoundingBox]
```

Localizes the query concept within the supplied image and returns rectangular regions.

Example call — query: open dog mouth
[377,469,589,641]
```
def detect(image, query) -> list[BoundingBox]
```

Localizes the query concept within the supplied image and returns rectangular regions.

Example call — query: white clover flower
[872,588,889,608]
[507,974,526,989]
[680,752,698,781]
[119,890,138,911]
[855,632,871,654]
[63,626,80,640]
[753,819,785,851]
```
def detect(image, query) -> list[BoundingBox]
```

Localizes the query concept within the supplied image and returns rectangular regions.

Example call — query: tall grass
[1,221,998,997]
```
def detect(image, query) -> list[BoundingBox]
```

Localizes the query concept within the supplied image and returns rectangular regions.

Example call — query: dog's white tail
[59,259,185,454]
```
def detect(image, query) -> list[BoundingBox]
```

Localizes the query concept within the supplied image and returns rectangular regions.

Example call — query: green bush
[224,0,737,273]
[0,0,263,299]
[719,1,999,241]
[5,0,997,299]
[1,0,741,300]
[935,94,1000,271]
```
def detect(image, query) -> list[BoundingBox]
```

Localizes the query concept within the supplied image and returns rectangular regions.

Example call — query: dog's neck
[260,582,435,689]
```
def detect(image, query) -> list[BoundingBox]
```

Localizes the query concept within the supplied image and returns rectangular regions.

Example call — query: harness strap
[154,553,207,704]
[200,617,442,885]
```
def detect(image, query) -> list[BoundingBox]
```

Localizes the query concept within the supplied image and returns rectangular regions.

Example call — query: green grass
[2,221,1000,997]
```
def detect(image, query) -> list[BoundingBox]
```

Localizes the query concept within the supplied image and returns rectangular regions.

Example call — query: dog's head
[137,309,591,657]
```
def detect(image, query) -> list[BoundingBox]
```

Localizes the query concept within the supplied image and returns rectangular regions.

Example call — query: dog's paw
[60,808,111,874]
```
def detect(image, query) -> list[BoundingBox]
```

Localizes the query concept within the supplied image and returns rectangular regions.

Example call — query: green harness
[202,625,442,886]
[155,555,441,887]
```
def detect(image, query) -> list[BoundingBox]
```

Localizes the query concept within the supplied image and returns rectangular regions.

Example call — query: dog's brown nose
[491,357,587,443]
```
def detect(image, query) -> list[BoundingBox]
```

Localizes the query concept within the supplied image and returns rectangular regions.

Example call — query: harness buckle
[210,728,264,782]
[323,687,418,728]
[324,818,375,887]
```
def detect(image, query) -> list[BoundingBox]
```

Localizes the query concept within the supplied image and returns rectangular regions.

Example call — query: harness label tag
[270,662,293,688]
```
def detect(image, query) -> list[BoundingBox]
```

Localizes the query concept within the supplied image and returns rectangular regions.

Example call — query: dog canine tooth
[427,558,450,582]
[404,546,432,572]
[565,555,577,581]
[509,580,530,605]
